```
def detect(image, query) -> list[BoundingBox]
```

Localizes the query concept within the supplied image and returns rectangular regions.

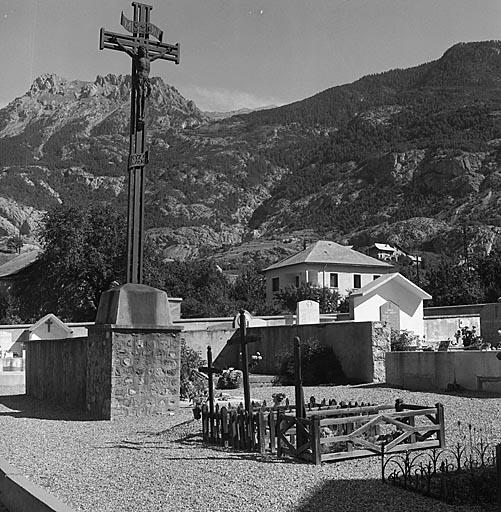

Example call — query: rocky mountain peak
[28,74,69,96]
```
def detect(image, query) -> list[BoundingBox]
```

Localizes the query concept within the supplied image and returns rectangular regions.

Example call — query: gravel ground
[0,384,499,512]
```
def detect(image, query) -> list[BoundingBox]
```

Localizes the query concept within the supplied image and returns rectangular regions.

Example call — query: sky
[0,0,500,112]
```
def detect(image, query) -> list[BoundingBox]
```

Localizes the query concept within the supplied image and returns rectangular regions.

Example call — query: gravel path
[0,384,499,512]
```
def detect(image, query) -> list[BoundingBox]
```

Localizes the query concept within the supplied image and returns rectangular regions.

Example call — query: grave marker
[296,300,320,325]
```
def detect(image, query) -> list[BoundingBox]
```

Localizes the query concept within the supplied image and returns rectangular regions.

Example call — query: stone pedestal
[87,283,182,420]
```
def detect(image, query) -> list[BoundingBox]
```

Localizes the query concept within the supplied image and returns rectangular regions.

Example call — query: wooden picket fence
[201,400,445,465]
[201,403,280,454]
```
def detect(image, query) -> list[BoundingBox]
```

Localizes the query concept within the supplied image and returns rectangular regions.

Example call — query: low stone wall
[26,337,87,409]
[214,321,390,384]
[386,350,501,393]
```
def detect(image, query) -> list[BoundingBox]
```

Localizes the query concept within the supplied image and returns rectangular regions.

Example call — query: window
[373,274,381,281]
[272,277,280,292]
[353,274,361,289]
[330,273,338,288]
[295,275,300,287]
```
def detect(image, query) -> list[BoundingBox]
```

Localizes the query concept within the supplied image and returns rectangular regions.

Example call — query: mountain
[203,105,277,121]
[2,41,501,265]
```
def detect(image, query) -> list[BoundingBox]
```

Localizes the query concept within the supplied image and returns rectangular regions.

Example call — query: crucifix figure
[100,2,180,283]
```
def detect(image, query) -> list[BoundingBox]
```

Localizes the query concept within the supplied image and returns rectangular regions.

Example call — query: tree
[148,259,236,318]
[425,259,482,306]
[273,282,341,314]
[10,203,127,322]
[229,266,270,315]
[6,234,24,254]
[474,250,501,303]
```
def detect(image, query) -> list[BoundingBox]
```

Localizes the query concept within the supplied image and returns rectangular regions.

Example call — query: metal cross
[99,2,180,284]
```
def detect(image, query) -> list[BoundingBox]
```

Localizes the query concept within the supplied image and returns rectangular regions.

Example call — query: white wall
[352,279,426,337]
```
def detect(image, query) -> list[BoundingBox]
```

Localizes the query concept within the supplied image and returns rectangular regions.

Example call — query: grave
[296,300,320,325]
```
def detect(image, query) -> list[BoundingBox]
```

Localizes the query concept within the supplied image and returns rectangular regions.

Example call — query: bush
[274,338,346,386]
[391,329,419,351]
[180,341,206,400]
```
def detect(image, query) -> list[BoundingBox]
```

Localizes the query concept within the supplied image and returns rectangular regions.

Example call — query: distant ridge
[204,105,277,120]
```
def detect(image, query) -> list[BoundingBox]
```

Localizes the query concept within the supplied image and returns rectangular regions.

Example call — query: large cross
[100,2,180,283]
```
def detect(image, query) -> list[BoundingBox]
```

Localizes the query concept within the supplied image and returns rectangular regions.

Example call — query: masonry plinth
[87,283,182,420]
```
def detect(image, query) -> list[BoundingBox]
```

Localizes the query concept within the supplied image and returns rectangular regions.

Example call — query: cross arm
[99,28,180,64]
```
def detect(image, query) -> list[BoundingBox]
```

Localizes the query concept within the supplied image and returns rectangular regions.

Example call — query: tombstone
[380,301,400,331]
[296,300,320,325]
[437,339,451,352]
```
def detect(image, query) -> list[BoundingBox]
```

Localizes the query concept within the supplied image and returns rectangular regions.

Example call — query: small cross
[45,318,53,333]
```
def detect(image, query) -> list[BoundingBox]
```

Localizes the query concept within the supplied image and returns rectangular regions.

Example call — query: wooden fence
[201,400,445,465]
[201,403,279,454]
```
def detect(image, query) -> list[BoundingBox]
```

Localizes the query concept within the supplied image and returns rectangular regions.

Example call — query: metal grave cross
[99,2,180,284]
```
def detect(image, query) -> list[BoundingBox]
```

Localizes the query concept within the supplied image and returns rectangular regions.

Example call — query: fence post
[207,346,215,441]
[310,416,322,465]
[269,411,277,454]
[240,310,251,413]
[436,403,445,447]
[258,411,266,454]
[497,443,501,512]
[277,411,283,458]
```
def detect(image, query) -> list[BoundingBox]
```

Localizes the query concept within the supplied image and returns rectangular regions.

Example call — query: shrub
[274,338,346,386]
[180,340,206,400]
[391,329,419,351]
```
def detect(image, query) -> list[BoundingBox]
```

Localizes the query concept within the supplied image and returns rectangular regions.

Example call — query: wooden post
[198,347,223,443]
[269,411,277,454]
[294,337,305,418]
[207,347,215,440]
[436,403,446,447]
[310,416,322,465]
[496,443,501,512]
[294,337,306,451]
[240,310,251,413]
[258,411,266,454]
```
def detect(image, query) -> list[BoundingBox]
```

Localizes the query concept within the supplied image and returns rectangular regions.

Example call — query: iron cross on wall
[99,2,180,284]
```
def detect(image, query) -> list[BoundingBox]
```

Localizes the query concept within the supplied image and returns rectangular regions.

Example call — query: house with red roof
[262,240,393,304]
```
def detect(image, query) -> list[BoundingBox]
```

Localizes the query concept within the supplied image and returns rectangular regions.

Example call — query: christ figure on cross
[112,37,169,129]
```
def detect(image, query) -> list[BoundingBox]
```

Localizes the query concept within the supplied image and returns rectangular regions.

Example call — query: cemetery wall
[26,337,87,409]
[386,350,501,392]
[423,314,480,346]
[214,321,390,383]
[424,303,501,344]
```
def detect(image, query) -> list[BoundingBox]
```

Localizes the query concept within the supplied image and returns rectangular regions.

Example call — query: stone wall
[214,321,390,384]
[424,303,501,345]
[386,350,501,393]
[87,326,181,420]
[26,337,87,409]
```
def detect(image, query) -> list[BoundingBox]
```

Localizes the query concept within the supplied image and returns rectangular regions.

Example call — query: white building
[263,240,393,304]
[350,272,432,337]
